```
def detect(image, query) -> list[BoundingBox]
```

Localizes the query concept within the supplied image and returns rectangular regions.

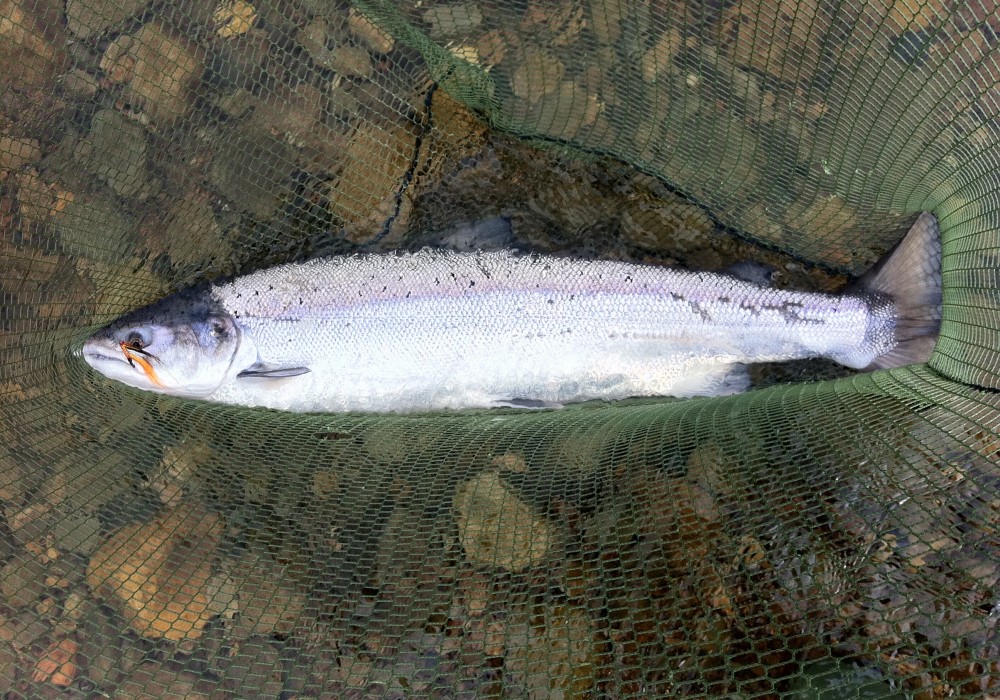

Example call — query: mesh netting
[2,0,999,697]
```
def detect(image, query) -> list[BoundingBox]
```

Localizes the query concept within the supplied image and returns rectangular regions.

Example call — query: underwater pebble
[0,0,67,91]
[60,69,100,97]
[348,7,394,53]
[227,550,308,638]
[221,635,283,697]
[53,194,138,262]
[510,79,602,140]
[327,117,416,242]
[784,195,861,266]
[116,659,214,699]
[423,2,483,39]
[77,607,130,688]
[66,0,148,38]
[0,135,40,171]
[619,200,714,253]
[72,109,150,199]
[210,125,295,217]
[298,18,335,67]
[213,0,256,37]
[99,22,205,124]
[86,501,232,642]
[505,602,598,697]
[454,470,551,572]
[0,556,46,608]
[0,645,15,694]
[720,0,831,85]
[8,611,49,650]
[511,49,565,101]
[641,27,682,83]
[31,637,79,687]
[50,513,102,555]
[329,43,373,79]
[143,189,225,272]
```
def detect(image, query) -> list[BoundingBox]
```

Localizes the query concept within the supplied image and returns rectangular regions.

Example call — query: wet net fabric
[1,0,999,697]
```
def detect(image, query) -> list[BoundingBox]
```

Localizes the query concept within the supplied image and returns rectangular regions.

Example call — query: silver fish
[81,213,942,412]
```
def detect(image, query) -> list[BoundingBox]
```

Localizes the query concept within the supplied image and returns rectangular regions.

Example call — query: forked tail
[854,212,942,370]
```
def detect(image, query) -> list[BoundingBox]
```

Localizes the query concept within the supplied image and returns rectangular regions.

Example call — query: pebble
[423,2,483,38]
[213,0,256,38]
[86,501,230,642]
[0,645,16,694]
[99,22,205,124]
[0,0,67,91]
[51,513,102,555]
[511,49,565,101]
[60,69,100,97]
[0,135,41,171]
[330,44,373,79]
[31,637,79,687]
[453,470,552,572]
[348,8,394,53]
[0,556,46,608]
[222,636,283,697]
[52,194,138,262]
[66,0,149,38]
[210,125,295,217]
[72,109,151,199]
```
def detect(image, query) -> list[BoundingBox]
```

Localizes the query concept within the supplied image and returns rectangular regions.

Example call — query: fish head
[82,291,247,399]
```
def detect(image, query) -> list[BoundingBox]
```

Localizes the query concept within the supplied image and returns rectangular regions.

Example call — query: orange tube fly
[119,339,164,388]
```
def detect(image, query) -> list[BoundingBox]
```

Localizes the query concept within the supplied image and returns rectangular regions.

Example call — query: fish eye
[210,321,227,338]
[124,332,144,350]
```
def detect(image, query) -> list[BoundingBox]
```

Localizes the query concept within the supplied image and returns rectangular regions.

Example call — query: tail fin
[853,212,942,370]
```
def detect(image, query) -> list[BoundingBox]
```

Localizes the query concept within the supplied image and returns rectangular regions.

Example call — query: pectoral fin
[237,364,311,379]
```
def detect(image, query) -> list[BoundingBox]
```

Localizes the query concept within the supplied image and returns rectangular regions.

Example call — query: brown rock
[505,602,600,698]
[227,549,308,638]
[454,470,552,572]
[327,117,417,243]
[66,0,149,39]
[348,7,394,53]
[641,27,682,83]
[784,195,862,266]
[100,22,206,124]
[221,636,283,697]
[0,556,46,608]
[209,125,294,217]
[589,0,623,45]
[31,637,78,687]
[72,109,151,198]
[0,0,67,91]
[329,44,372,79]
[213,0,257,38]
[0,135,40,171]
[52,193,138,262]
[511,49,565,101]
[298,18,334,66]
[141,188,225,270]
[86,501,231,642]
[0,644,16,694]
[116,660,213,699]
[423,2,482,38]
[720,0,832,85]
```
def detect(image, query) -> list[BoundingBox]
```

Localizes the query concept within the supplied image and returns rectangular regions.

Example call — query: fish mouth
[81,339,125,367]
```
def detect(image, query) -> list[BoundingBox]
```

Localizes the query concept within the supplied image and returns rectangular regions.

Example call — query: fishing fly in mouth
[81,213,942,413]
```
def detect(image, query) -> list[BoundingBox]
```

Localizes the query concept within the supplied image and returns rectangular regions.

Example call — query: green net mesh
[2,0,999,696]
